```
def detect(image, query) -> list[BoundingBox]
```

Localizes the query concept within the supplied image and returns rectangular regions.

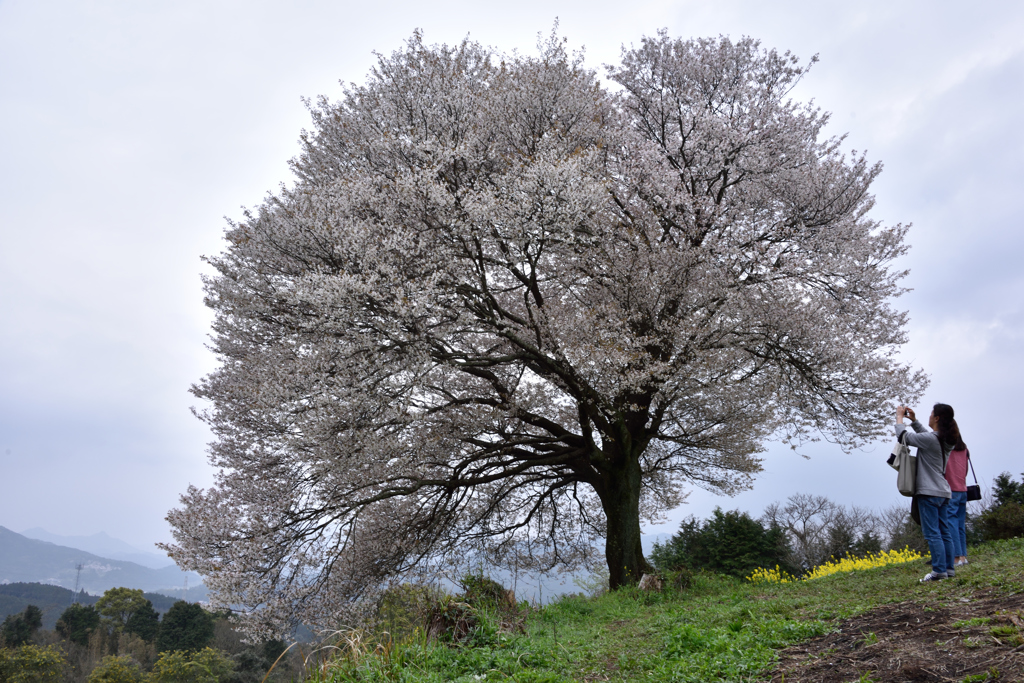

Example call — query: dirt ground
[767,590,1024,683]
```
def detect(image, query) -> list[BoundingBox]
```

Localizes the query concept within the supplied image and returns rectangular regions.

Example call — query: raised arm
[895,406,934,447]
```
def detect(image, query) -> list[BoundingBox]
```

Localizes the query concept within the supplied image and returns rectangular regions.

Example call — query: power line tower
[72,563,84,604]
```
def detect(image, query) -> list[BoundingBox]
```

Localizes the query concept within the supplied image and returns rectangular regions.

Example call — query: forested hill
[0,526,206,599]
[0,582,183,630]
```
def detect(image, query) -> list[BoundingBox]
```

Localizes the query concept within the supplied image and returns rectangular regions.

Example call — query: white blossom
[163,30,925,637]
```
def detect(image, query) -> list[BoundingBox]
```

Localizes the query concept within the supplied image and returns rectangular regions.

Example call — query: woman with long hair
[944,432,971,567]
[896,403,958,582]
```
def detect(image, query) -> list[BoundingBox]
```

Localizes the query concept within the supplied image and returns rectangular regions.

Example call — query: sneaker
[920,572,947,583]
[955,558,969,567]
[946,570,955,578]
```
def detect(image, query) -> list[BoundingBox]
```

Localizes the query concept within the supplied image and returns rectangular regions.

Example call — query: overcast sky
[1,0,1021,554]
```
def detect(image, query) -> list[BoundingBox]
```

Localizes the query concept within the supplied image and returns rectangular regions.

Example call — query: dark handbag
[910,495,921,526]
[966,449,982,501]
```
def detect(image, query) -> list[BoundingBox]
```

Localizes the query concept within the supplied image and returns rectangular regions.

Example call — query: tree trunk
[598,449,654,589]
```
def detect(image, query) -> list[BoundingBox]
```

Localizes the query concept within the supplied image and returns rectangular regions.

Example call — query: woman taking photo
[895,403,958,582]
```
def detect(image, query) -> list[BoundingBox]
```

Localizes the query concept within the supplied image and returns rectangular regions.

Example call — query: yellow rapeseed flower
[746,565,796,584]
[746,547,924,584]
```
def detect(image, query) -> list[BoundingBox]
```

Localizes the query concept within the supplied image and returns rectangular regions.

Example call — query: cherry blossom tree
[165,30,925,636]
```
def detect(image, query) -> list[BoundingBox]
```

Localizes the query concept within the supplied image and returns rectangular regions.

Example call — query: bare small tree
[763,493,838,568]
[879,502,928,554]
[878,502,912,544]
[764,494,881,568]
[165,30,925,636]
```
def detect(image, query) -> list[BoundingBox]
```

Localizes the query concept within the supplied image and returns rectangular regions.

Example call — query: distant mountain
[0,526,206,600]
[19,528,171,570]
[0,582,187,630]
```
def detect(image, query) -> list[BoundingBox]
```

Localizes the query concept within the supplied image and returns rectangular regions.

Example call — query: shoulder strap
[967,448,978,484]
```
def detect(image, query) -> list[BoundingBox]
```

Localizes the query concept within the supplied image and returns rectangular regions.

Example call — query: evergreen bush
[650,508,795,578]
[977,472,1024,541]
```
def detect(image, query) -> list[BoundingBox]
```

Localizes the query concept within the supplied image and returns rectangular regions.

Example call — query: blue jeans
[918,495,954,574]
[946,491,968,557]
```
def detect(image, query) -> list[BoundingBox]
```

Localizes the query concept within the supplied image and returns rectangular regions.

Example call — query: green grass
[952,617,992,629]
[304,538,1024,682]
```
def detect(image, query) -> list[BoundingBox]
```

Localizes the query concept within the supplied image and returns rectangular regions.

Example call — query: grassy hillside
[302,538,1024,683]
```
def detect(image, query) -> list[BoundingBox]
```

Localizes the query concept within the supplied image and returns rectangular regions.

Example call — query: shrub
[650,517,701,572]
[978,501,1024,541]
[376,583,448,641]
[665,567,695,591]
[207,615,296,683]
[0,644,66,682]
[86,655,144,683]
[459,573,514,610]
[149,647,234,683]
[425,596,479,643]
[651,508,795,578]
[457,573,524,637]
[114,632,158,673]
[975,473,1024,542]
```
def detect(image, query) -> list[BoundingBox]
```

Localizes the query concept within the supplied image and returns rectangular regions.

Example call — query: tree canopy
[167,29,924,636]
[124,600,160,643]
[157,602,214,654]
[95,588,152,634]
[56,603,101,647]
[1,604,42,647]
